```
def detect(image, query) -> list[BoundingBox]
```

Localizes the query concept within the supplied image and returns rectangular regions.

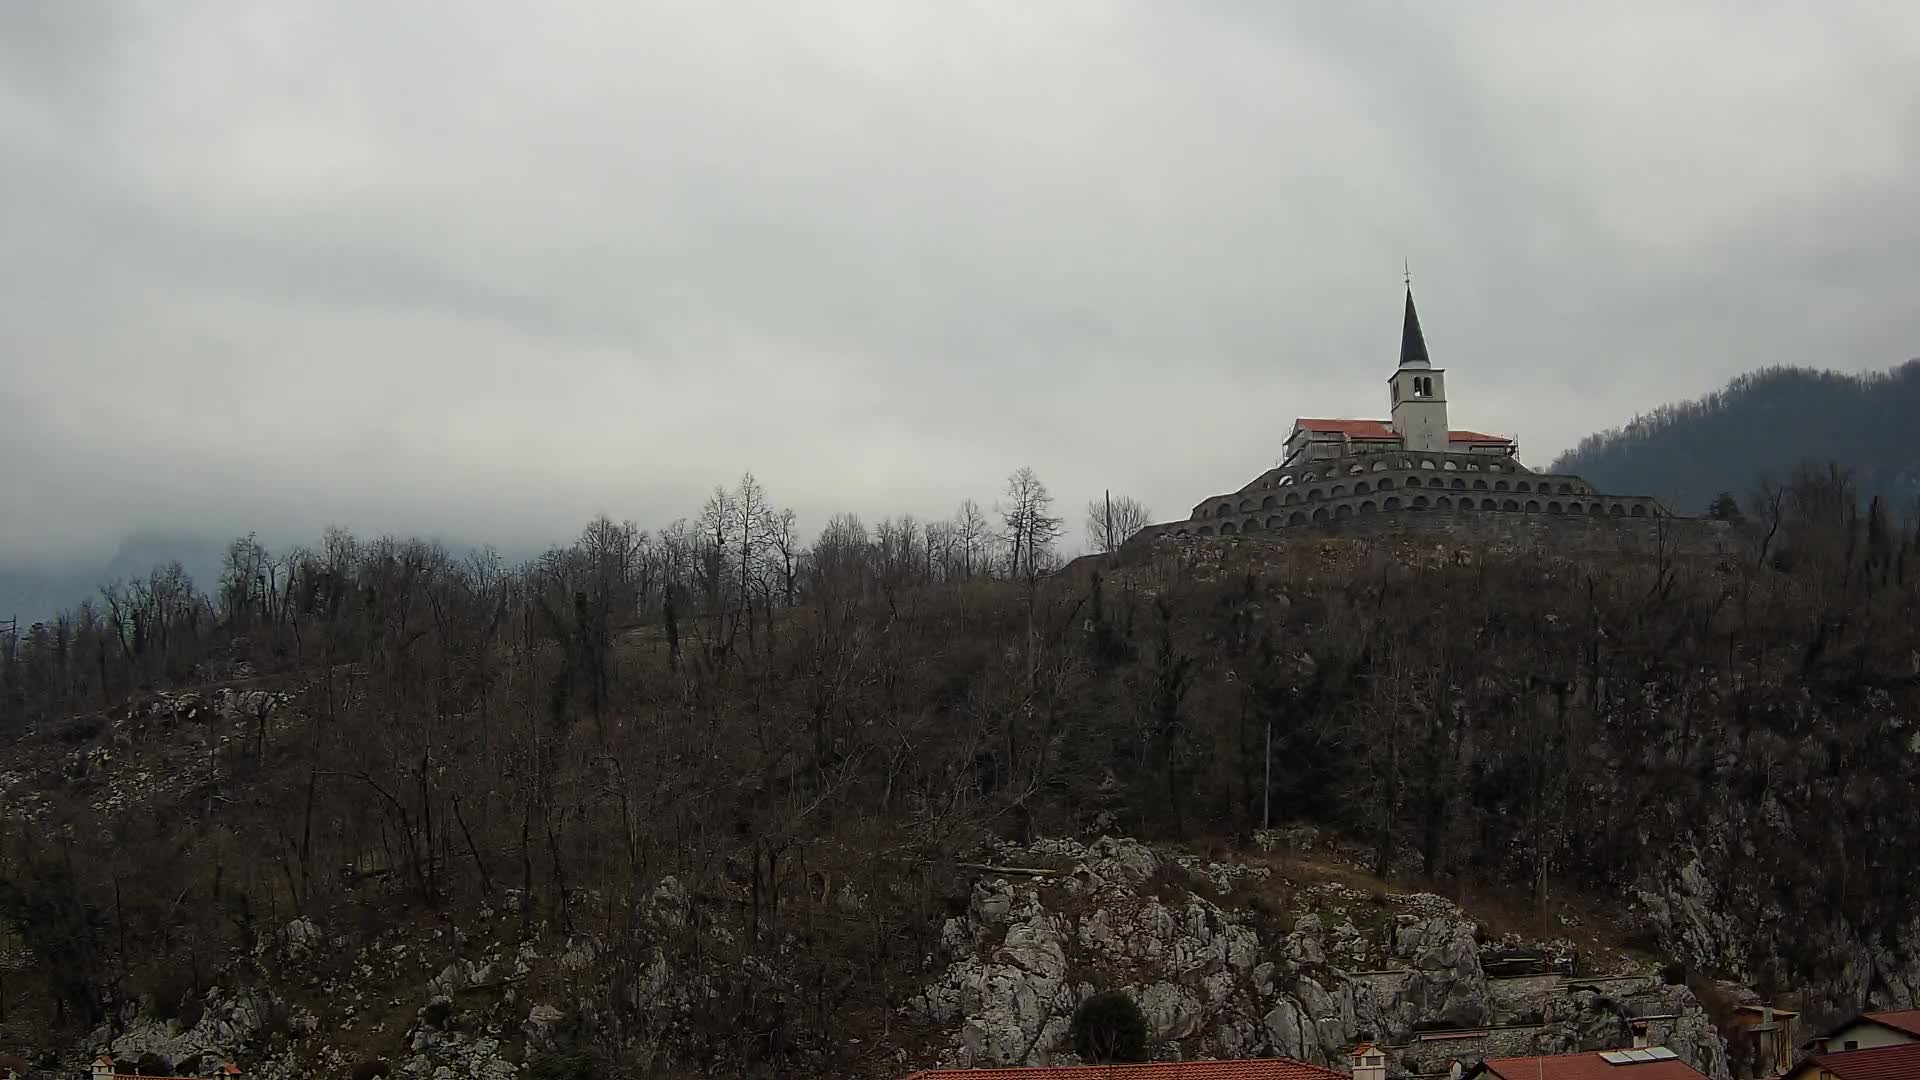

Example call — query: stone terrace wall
[1125,510,1742,562]
[1304,509,1740,558]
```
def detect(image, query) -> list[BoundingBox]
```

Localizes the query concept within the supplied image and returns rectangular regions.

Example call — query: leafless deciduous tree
[1084,493,1152,553]
[998,466,1063,583]
[953,499,989,581]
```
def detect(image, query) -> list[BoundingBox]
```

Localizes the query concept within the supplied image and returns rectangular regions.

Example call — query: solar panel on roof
[1600,1047,1681,1066]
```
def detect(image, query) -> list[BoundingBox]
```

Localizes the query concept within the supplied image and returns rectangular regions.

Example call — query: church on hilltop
[1135,287,1678,542]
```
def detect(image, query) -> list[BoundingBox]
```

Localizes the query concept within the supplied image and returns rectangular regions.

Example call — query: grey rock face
[523,1004,565,1050]
[400,1032,516,1080]
[1137,982,1205,1041]
[1286,915,1328,967]
[1260,997,1313,1060]
[911,836,1735,1078]
[911,887,1080,1066]
[1396,916,1490,1029]
[102,986,272,1063]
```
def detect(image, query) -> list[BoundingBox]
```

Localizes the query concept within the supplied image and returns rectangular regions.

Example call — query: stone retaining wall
[1133,510,1742,560]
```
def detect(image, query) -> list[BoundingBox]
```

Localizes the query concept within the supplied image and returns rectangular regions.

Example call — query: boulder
[1136,982,1204,1041]
[523,1005,565,1050]
[1261,997,1313,1060]
[1396,917,1490,1028]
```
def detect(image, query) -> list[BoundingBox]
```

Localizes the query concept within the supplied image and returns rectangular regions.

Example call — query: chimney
[1632,1021,1650,1050]
[1351,1043,1387,1080]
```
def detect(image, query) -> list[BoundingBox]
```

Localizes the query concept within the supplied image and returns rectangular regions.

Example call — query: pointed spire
[1399,285,1431,369]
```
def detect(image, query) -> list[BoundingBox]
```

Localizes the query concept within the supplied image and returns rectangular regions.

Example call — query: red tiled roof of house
[1865,1008,1920,1037]
[90,1059,238,1080]
[901,1059,1347,1080]
[1479,1050,1708,1080]
[1802,1042,1920,1080]
[1447,430,1514,444]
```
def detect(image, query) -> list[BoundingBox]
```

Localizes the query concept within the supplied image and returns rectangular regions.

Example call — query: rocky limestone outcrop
[97,987,275,1065]
[916,879,1085,1066]
[1637,846,1920,1026]
[55,839,1743,1080]
[1395,916,1490,1030]
[910,836,1732,1079]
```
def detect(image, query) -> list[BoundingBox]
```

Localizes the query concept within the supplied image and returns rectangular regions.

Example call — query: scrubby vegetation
[2,463,1918,1074]
[1073,991,1149,1064]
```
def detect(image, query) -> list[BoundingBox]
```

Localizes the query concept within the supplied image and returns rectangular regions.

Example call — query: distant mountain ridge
[2,531,544,626]
[0,533,224,627]
[1551,360,1920,516]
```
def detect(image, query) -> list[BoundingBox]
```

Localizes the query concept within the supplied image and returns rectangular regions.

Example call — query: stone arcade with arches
[1134,287,1678,544]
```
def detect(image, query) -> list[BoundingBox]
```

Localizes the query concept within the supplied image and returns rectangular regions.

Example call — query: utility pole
[1262,713,1272,832]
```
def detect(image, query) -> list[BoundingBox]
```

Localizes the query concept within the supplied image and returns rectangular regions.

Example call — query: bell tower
[1389,284,1449,452]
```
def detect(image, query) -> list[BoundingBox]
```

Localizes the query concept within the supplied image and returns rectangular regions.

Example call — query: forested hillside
[2,469,1919,1077]
[1551,361,1920,514]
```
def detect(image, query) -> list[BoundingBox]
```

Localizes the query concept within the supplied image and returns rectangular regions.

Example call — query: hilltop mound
[4,500,1919,1078]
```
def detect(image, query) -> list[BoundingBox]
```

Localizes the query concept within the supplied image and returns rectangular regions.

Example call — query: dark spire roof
[1399,286,1431,369]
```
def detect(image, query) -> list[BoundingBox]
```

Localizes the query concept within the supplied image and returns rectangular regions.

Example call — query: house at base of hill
[1781,1041,1920,1080]
[1810,1009,1920,1054]
[89,1057,240,1080]
[900,1054,1351,1080]
[1726,1003,1800,1079]
[1462,1046,1710,1080]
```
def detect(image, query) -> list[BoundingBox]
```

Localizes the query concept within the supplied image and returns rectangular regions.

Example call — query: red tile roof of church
[1295,418,1397,438]
[1291,418,1513,446]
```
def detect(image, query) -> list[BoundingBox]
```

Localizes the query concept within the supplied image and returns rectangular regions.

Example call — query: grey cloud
[3,1,1918,572]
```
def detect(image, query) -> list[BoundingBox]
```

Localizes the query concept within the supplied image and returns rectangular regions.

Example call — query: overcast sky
[4,2,1919,569]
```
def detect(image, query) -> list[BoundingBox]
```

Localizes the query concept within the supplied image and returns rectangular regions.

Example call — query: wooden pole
[1263,715,1272,832]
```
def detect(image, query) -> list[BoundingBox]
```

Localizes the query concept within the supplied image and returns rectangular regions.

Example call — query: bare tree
[811,513,870,601]
[1083,492,1152,553]
[765,507,803,608]
[998,467,1063,583]
[953,499,989,581]
[695,487,734,613]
